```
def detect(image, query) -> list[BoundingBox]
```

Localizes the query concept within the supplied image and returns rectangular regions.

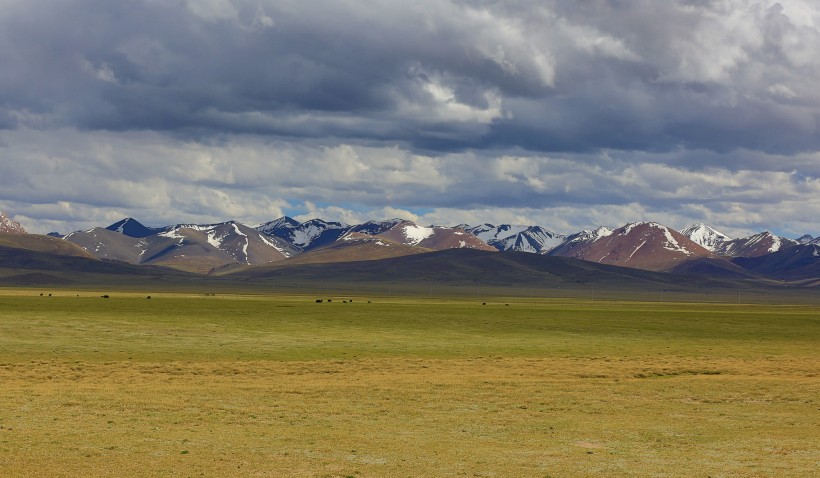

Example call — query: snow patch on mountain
[158,230,185,242]
[768,234,782,253]
[661,226,692,255]
[402,224,434,245]
[230,223,249,263]
[573,226,614,243]
[627,240,646,261]
[206,229,225,249]
[621,222,641,235]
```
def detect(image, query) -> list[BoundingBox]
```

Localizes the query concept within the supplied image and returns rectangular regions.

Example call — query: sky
[1,0,820,238]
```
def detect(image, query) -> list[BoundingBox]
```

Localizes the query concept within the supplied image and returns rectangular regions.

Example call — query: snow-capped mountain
[258,217,496,253]
[797,234,814,244]
[159,221,297,264]
[715,231,797,258]
[460,224,566,254]
[550,222,717,271]
[373,221,496,251]
[0,211,26,234]
[67,219,296,273]
[257,216,349,251]
[38,213,820,280]
[680,223,731,252]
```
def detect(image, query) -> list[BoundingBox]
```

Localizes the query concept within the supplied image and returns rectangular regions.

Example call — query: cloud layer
[1,1,819,238]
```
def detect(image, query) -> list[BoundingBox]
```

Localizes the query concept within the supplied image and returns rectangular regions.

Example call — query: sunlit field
[0,289,817,477]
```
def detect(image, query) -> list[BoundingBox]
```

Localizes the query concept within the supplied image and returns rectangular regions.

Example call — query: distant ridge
[29,214,820,282]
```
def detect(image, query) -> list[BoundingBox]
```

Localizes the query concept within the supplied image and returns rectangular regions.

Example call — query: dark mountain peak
[106,217,161,238]
[257,216,301,233]
[797,234,814,244]
[302,218,348,228]
[350,218,406,235]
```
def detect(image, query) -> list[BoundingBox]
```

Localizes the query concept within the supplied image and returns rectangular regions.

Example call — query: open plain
[0,289,817,477]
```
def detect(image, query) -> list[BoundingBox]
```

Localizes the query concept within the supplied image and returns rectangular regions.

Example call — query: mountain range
[3,210,820,284]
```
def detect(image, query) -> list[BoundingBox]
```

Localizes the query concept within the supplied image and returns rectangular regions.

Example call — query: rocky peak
[0,211,26,234]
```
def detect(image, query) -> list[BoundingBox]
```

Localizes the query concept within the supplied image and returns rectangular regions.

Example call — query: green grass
[1,291,816,362]
[0,289,817,476]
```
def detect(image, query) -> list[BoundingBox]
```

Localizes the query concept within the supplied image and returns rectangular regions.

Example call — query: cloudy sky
[2,0,820,238]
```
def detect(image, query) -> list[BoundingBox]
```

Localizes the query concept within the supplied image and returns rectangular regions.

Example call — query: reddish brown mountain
[0,211,26,234]
[551,222,722,271]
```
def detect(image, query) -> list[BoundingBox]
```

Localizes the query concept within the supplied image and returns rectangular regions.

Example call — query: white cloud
[2,1,820,240]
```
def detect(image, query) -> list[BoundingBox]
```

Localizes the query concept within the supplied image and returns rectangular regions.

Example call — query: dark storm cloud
[3,0,816,156]
[3,0,820,237]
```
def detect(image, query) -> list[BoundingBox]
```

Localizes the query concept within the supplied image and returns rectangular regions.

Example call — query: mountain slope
[0,233,191,285]
[733,243,820,280]
[0,233,94,258]
[226,248,757,293]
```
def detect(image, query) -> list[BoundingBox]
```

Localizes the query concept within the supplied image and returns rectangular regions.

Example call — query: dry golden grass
[0,291,817,476]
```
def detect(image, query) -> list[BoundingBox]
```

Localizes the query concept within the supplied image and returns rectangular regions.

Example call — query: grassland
[0,289,817,477]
